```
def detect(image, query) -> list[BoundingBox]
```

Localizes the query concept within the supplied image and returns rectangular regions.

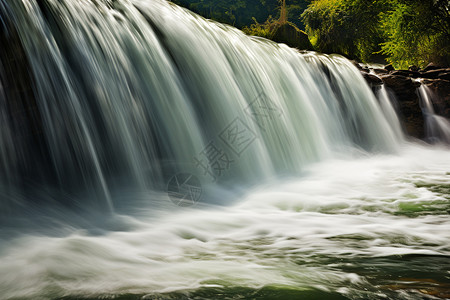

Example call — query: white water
[0,0,449,299]
[0,0,401,212]
[418,84,450,143]
[375,85,403,139]
[1,144,450,299]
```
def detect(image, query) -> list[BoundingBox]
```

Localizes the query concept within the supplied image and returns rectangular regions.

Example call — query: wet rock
[421,69,447,79]
[390,70,413,77]
[423,79,450,119]
[379,75,423,139]
[385,64,395,71]
[423,62,442,71]
[361,72,382,85]
[408,65,419,72]
[373,68,388,75]
[380,75,420,98]
[409,71,421,78]
[361,63,449,141]
[437,72,450,81]
[351,60,362,70]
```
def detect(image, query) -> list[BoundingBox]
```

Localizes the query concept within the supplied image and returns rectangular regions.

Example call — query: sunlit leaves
[302,0,450,67]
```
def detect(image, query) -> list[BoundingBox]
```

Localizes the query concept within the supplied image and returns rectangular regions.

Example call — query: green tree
[380,0,450,68]
[301,0,383,61]
[301,0,450,67]
[170,0,308,29]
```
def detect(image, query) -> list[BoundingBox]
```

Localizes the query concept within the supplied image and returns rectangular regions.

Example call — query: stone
[423,62,442,71]
[385,64,395,71]
[361,72,383,85]
[373,68,388,75]
[421,69,447,79]
[437,72,450,81]
[390,70,413,77]
[380,75,421,97]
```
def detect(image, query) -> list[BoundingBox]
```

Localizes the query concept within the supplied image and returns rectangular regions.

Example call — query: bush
[242,16,279,39]
[301,0,384,62]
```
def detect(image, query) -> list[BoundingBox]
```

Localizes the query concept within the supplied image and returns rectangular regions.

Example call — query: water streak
[418,84,450,144]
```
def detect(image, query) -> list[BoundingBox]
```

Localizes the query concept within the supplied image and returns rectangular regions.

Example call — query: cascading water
[1,1,449,299]
[374,84,404,139]
[0,0,401,211]
[418,84,450,143]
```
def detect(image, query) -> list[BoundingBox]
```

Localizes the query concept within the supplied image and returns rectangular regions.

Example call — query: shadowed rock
[423,79,450,119]
[271,23,313,51]
[362,73,383,86]
[379,75,424,139]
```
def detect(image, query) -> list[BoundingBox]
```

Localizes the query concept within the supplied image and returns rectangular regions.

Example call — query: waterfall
[2,2,450,299]
[375,85,403,139]
[418,84,450,144]
[0,0,402,211]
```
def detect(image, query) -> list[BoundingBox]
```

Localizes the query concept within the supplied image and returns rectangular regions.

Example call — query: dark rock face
[379,75,424,139]
[438,73,450,81]
[424,79,450,119]
[360,64,450,141]
[379,75,421,100]
[421,69,450,79]
[423,62,441,71]
[385,64,395,71]
[271,23,313,51]
[408,65,419,72]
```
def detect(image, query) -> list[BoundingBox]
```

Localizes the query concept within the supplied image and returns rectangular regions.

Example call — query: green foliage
[301,0,383,61]
[380,0,450,68]
[172,0,449,68]
[302,0,450,67]
[241,0,294,40]
[242,16,279,39]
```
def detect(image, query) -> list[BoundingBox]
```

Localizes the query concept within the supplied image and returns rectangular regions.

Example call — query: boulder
[361,72,383,86]
[380,75,420,100]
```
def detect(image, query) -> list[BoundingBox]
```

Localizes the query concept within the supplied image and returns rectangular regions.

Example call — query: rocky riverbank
[359,63,450,140]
